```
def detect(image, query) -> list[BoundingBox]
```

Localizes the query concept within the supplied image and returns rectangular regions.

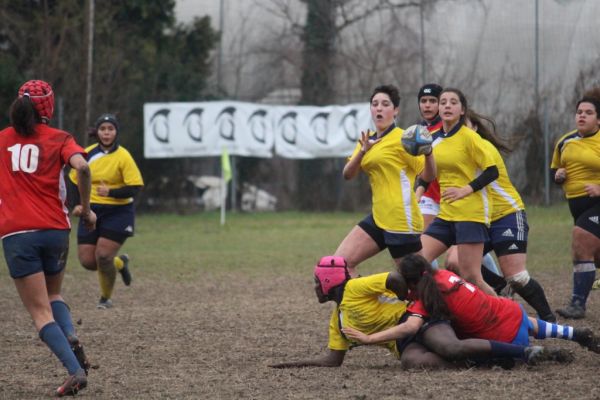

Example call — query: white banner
[144,101,372,159]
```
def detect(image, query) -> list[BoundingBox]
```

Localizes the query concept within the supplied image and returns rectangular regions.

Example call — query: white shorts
[418,195,440,216]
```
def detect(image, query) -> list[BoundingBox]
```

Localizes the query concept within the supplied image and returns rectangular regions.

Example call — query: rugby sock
[481,266,506,295]
[113,256,124,271]
[572,261,596,307]
[513,279,555,322]
[97,268,116,299]
[482,252,501,275]
[39,322,81,375]
[534,319,574,340]
[489,340,525,359]
[50,300,75,338]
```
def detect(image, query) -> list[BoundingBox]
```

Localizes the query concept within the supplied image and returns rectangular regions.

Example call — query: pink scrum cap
[314,256,349,295]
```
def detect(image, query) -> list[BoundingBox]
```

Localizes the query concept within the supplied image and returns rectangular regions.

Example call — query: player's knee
[506,270,530,290]
[96,253,115,270]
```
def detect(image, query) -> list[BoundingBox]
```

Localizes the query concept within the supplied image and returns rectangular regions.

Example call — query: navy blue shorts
[424,217,489,247]
[484,210,528,256]
[2,230,69,279]
[78,203,135,245]
[358,214,422,259]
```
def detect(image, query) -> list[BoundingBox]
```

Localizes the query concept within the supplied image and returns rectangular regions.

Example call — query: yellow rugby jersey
[551,129,600,199]
[69,143,144,205]
[327,272,407,358]
[432,124,496,224]
[482,140,524,221]
[349,126,425,233]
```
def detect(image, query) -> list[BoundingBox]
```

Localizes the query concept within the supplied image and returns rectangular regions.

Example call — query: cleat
[525,346,574,365]
[68,335,91,376]
[574,327,600,354]
[56,370,87,397]
[118,254,132,286]
[556,302,585,319]
[96,297,113,310]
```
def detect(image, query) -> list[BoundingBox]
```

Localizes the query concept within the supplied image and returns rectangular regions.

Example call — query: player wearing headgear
[270,256,410,367]
[0,80,95,396]
[69,113,143,309]
[415,83,443,230]
[552,92,600,319]
[333,84,436,278]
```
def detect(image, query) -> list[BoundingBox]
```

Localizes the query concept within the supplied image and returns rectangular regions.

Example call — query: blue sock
[489,340,525,359]
[39,322,81,375]
[51,300,75,339]
[572,262,596,307]
[535,319,574,340]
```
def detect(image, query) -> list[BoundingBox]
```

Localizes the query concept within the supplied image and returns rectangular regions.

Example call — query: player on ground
[333,85,435,277]
[272,256,570,369]
[0,80,95,396]
[552,92,600,319]
[69,113,144,309]
[343,255,599,366]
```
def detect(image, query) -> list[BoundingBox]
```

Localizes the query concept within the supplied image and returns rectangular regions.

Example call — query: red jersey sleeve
[60,134,86,165]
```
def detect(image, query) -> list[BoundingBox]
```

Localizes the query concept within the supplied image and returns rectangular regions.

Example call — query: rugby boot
[574,327,600,354]
[56,369,87,397]
[68,335,91,376]
[556,302,585,319]
[117,254,132,286]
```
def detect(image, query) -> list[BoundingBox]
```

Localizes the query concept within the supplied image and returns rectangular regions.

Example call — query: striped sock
[535,319,574,340]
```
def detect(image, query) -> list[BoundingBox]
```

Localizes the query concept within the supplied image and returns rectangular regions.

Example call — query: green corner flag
[221,148,232,183]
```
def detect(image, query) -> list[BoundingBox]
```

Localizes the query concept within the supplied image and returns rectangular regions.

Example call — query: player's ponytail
[399,254,451,320]
[9,95,38,137]
[466,109,512,153]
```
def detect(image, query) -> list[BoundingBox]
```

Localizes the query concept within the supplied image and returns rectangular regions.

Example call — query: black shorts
[569,197,600,239]
[358,214,422,259]
[77,203,135,245]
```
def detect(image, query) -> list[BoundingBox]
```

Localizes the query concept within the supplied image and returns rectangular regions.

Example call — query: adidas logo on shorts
[589,216,599,224]
[508,243,519,251]
[502,229,514,237]
[125,225,133,232]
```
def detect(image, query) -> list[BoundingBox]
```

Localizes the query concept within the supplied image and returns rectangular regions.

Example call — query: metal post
[419,1,426,83]
[84,0,95,146]
[534,0,539,108]
[543,99,550,206]
[217,0,225,91]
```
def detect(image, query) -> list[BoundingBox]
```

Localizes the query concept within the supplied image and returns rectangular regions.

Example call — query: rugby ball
[402,124,433,156]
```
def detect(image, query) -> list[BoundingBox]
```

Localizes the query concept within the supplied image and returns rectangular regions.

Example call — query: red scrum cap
[18,80,55,123]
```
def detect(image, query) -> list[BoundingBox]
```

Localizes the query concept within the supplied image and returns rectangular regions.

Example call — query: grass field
[2,204,600,399]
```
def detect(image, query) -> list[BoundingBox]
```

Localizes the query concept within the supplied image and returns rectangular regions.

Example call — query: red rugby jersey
[407,269,522,343]
[0,124,85,238]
